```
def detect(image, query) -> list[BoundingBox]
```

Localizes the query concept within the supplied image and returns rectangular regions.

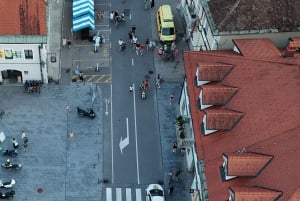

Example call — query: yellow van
[156,5,176,42]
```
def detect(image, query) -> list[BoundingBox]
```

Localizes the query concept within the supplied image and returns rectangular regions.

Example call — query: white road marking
[110,84,114,183]
[136,188,142,201]
[106,188,112,201]
[126,188,132,201]
[133,83,140,184]
[116,188,122,201]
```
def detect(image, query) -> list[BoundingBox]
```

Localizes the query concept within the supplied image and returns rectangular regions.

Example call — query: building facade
[0,0,48,85]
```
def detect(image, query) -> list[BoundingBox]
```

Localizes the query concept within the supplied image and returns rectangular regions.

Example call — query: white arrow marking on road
[119,118,130,154]
[132,58,134,66]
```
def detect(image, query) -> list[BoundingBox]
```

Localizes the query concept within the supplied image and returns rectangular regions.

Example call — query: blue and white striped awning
[72,0,95,32]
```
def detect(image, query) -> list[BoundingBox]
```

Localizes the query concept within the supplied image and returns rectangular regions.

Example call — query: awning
[72,0,95,32]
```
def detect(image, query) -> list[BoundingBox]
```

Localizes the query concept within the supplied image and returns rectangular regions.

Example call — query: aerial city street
[0,0,300,201]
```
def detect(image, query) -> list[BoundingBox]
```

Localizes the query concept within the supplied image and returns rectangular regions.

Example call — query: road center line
[133,83,140,184]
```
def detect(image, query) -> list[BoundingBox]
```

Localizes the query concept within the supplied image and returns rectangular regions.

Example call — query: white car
[145,184,165,201]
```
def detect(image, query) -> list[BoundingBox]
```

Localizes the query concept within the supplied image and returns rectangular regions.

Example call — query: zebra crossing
[105,187,145,201]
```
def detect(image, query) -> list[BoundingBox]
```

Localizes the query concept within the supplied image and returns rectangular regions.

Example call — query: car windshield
[150,189,164,197]
[162,28,175,35]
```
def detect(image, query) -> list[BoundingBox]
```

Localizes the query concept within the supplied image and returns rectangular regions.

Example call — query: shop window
[24,49,33,59]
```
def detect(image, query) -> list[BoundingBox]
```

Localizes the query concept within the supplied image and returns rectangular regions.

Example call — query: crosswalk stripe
[116,188,122,201]
[136,188,142,201]
[126,188,132,201]
[106,188,112,201]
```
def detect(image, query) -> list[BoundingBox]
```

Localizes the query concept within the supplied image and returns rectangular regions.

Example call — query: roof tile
[230,186,282,201]
[0,0,46,35]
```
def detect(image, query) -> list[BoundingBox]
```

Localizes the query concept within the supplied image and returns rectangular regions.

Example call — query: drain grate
[37,188,43,193]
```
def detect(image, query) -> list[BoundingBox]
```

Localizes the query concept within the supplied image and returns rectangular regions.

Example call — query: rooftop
[183,38,300,201]
[0,0,47,35]
[208,0,300,32]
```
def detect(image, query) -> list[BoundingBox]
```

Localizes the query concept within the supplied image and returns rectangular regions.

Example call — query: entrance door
[1,70,22,84]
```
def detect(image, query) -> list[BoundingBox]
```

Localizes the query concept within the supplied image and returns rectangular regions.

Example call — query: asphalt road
[103,0,163,186]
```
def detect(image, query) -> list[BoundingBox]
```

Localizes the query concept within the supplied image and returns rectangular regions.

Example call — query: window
[24,49,33,59]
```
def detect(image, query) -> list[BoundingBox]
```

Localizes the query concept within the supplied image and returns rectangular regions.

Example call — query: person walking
[172,141,178,152]
[131,25,136,34]
[119,39,125,51]
[156,74,161,88]
[139,43,145,55]
[128,31,133,43]
[145,38,150,51]
[168,186,174,195]
[62,37,67,48]
[12,138,19,149]
[135,42,141,55]
[144,80,150,90]
[132,36,138,49]
[157,47,163,59]
[129,85,134,93]
[23,135,29,152]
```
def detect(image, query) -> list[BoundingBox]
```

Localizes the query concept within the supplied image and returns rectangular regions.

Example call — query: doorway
[1,70,22,84]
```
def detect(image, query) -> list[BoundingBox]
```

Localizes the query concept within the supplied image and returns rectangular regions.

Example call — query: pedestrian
[171,41,176,51]
[170,94,174,105]
[110,11,114,21]
[62,37,67,48]
[129,85,134,93]
[156,74,161,88]
[135,42,141,55]
[79,72,84,82]
[168,186,174,194]
[128,31,133,43]
[150,0,155,8]
[145,38,150,51]
[132,36,138,49]
[119,39,125,51]
[174,49,179,57]
[139,81,144,90]
[168,170,174,183]
[139,43,145,55]
[144,80,150,90]
[12,138,19,149]
[21,130,26,139]
[172,141,178,152]
[174,168,181,181]
[23,136,29,152]
[66,39,71,48]
[157,47,163,59]
[131,25,136,34]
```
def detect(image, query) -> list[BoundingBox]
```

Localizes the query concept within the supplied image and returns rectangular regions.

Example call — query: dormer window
[201,114,218,135]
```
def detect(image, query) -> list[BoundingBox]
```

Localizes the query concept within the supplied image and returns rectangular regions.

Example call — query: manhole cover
[124,9,130,16]
[144,74,150,79]
[148,70,154,74]
[37,188,43,193]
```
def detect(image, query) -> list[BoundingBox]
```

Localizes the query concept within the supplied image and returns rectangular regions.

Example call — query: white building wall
[0,44,47,84]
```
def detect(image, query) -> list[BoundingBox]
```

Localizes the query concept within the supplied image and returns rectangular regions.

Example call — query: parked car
[145,184,165,201]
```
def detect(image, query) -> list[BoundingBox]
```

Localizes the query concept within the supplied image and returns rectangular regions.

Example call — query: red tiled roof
[0,0,46,35]
[198,63,234,82]
[230,186,282,201]
[183,38,300,201]
[225,152,273,176]
[233,38,282,60]
[202,85,239,105]
[205,108,243,131]
[208,0,300,32]
[289,187,300,201]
